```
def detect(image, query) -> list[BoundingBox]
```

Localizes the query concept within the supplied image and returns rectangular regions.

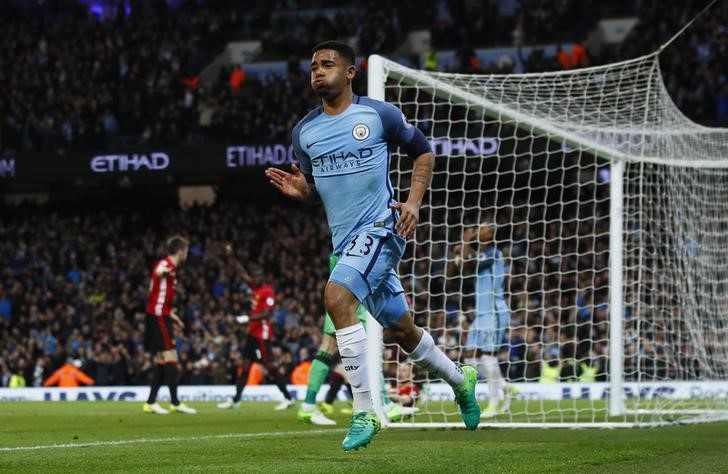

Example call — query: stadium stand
[0,0,725,388]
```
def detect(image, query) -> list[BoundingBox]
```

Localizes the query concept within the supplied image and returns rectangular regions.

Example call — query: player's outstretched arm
[390,152,434,239]
[265,164,320,204]
[224,244,253,285]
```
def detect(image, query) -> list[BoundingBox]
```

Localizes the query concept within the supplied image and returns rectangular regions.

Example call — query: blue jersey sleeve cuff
[403,127,431,159]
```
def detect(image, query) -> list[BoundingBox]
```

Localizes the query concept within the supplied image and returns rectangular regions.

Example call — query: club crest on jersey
[352,123,370,141]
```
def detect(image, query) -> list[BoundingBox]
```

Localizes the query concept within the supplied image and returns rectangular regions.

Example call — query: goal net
[366,53,728,428]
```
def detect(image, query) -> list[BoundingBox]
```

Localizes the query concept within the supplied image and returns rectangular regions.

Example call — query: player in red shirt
[143,235,196,415]
[218,244,295,411]
[387,362,420,408]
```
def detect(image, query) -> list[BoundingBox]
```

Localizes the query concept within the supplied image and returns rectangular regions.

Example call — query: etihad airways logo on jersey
[311,148,373,172]
[91,153,170,173]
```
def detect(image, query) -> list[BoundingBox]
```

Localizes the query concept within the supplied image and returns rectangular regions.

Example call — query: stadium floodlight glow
[367,50,728,429]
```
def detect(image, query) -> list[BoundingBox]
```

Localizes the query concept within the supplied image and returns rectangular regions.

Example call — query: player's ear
[346,64,356,80]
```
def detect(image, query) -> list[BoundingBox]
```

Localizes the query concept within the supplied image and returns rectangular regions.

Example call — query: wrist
[405,199,421,210]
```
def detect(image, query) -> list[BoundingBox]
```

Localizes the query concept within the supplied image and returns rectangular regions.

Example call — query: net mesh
[374,53,728,426]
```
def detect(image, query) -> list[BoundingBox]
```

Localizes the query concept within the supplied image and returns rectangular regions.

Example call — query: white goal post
[367,52,728,429]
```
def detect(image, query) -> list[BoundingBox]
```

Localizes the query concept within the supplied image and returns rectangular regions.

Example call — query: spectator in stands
[0,0,725,391]
[556,45,572,70]
[2,0,725,156]
[8,360,28,388]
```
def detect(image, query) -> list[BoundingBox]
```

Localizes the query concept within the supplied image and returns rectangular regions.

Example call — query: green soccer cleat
[385,403,420,422]
[341,411,381,451]
[142,402,169,415]
[454,366,481,430]
[297,407,313,423]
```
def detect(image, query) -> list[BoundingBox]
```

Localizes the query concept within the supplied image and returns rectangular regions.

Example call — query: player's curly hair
[312,40,356,66]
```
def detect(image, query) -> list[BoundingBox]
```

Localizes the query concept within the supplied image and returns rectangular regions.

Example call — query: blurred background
[0,0,725,390]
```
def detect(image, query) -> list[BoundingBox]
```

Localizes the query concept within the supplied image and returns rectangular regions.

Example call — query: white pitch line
[0,428,345,453]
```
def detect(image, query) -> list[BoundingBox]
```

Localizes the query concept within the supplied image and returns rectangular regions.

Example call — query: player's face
[398,363,413,381]
[478,224,494,244]
[310,49,355,99]
[177,247,189,264]
[252,269,264,285]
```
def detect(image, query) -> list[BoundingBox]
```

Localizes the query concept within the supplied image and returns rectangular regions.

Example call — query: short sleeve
[292,121,314,183]
[375,101,417,146]
[362,98,431,158]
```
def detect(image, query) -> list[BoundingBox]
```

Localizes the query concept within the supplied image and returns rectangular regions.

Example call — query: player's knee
[384,326,405,344]
[324,283,358,319]
[386,314,422,350]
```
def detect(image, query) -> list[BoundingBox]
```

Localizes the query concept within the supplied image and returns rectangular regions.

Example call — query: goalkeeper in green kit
[297,254,419,425]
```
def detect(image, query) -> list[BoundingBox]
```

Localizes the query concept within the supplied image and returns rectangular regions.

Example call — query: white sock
[335,324,372,412]
[408,330,465,387]
[301,402,316,413]
[482,355,504,406]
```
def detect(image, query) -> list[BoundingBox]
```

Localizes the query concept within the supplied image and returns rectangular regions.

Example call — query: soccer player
[387,362,420,408]
[265,40,480,451]
[217,245,295,411]
[448,223,517,418]
[143,235,197,415]
[297,253,419,425]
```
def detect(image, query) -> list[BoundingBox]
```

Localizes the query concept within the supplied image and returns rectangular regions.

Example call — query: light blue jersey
[466,245,510,352]
[293,95,419,255]
[476,246,509,316]
[291,95,431,327]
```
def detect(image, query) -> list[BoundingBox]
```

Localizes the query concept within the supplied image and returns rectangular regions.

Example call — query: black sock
[233,370,248,403]
[146,364,164,404]
[325,372,344,404]
[344,383,353,400]
[274,370,292,400]
[163,364,179,405]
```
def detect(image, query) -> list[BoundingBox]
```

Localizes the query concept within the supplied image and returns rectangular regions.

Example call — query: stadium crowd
[0,182,628,389]
[0,199,333,387]
[0,0,720,389]
[2,0,724,154]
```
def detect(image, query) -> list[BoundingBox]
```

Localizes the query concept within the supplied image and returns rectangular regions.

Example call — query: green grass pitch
[2,401,728,473]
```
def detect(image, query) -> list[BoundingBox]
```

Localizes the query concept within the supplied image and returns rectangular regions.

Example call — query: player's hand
[463,227,478,244]
[390,201,420,239]
[265,164,308,200]
[224,243,234,257]
[170,311,185,331]
[235,314,250,325]
[452,244,464,267]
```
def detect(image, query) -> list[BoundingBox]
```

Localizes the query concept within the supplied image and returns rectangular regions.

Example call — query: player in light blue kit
[266,41,480,451]
[448,223,517,418]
